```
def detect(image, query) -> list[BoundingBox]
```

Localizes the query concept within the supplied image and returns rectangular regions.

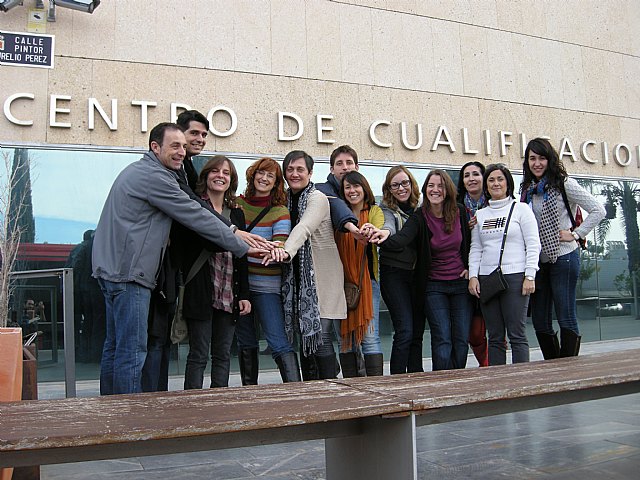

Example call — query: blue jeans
[98,279,151,395]
[249,291,295,358]
[423,278,473,370]
[381,264,419,374]
[531,249,580,335]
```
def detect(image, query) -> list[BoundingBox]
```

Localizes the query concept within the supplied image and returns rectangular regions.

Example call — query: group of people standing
[92,109,605,395]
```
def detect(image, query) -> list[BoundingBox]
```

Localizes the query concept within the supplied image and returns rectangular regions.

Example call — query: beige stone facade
[1,0,639,178]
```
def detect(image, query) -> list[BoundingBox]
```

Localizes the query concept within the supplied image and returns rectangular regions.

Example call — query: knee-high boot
[238,347,259,385]
[339,352,358,378]
[275,352,302,382]
[536,331,560,360]
[559,329,581,357]
[316,354,338,379]
[299,352,319,381]
[364,353,384,376]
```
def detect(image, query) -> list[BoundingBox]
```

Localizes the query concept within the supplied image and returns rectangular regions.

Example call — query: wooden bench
[1,349,639,480]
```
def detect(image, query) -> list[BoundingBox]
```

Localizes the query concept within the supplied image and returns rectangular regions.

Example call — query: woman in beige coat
[268,150,346,380]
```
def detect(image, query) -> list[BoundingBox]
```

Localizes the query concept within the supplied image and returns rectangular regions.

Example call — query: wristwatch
[525,276,535,281]
[230,224,238,234]
[571,231,580,241]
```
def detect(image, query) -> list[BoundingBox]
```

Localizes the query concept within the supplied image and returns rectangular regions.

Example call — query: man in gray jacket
[92,122,267,395]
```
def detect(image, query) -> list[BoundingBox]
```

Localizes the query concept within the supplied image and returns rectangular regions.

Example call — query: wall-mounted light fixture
[54,0,100,13]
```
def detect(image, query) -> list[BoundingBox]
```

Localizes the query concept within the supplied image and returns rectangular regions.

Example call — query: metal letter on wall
[3,92,34,125]
[278,112,304,141]
[580,140,597,164]
[207,105,237,137]
[462,128,478,154]
[431,125,456,152]
[88,98,118,131]
[369,120,392,148]
[316,114,335,144]
[559,137,577,162]
[614,143,632,166]
[49,94,71,128]
[499,131,512,157]
[171,103,191,123]
[131,100,157,133]
[401,123,423,150]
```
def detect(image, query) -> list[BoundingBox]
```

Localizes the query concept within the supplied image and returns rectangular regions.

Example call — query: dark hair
[483,164,515,200]
[148,122,184,150]
[244,157,287,207]
[456,161,486,202]
[521,137,567,192]
[196,155,238,207]
[329,145,359,167]
[283,150,314,174]
[176,110,209,131]
[381,165,419,210]
[341,171,376,208]
[421,169,458,234]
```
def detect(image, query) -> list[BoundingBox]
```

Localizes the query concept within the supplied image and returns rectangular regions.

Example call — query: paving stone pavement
[40,338,640,479]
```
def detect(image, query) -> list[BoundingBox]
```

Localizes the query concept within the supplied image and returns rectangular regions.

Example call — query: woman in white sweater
[468,164,541,365]
[521,138,605,358]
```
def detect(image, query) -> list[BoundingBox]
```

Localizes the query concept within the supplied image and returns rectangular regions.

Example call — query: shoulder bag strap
[497,202,517,269]
[559,182,577,229]
[246,206,272,232]
[185,250,211,286]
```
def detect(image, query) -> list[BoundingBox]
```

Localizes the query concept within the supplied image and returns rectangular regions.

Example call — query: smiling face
[206,160,232,194]
[426,174,446,207]
[528,151,548,180]
[285,157,312,193]
[151,129,186,171]
[462,165,483,197]
[486,169,508,200]
[388,171,412,204]
[253,168,276,197]
[330,152,358,182]
[343,180,365,209]
[183,120,208,157]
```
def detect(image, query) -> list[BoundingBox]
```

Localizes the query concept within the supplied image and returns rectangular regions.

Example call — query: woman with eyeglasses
[379,170,473,371]
[468,164,540,365]
[235,157,301,383]
[370,166,423,374]
[457,161,489,367]
[520,138,605,358]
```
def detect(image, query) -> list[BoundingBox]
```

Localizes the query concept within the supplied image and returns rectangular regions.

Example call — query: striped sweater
[236,196,291,294]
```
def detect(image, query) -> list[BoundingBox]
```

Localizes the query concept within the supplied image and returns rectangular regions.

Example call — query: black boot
[238,347,259,385]
[364,353,384,376]
[536,331,560,360]
[300,352,319,381]
[559,329,581,357]
[339,352,358,378]
[275,352,301,383]
[316,354,338,379]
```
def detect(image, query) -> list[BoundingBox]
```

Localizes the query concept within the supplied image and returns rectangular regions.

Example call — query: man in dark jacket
[93,122,268,395]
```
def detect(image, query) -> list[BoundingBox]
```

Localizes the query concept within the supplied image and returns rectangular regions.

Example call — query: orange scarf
[335,208,373,351]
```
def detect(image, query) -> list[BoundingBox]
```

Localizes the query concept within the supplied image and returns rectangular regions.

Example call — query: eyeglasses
[389,179,411,191]
[255,170,276,181]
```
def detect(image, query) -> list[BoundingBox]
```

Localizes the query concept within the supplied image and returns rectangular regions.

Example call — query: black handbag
[480,202,516,304]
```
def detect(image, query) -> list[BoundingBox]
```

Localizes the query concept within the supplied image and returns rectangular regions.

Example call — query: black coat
[182,207,250,322]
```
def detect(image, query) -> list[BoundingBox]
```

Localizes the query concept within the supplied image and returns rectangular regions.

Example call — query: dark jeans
[184,310,236,389]
[235,312,259,350]
[381,264,421,374]
[141,334,170,392]
[98,279,151,395]
[531,249,580,335]
[480,272,530,365]
[423,277,473,371]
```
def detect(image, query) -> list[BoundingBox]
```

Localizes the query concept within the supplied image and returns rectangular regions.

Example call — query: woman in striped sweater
[236,157,301,382]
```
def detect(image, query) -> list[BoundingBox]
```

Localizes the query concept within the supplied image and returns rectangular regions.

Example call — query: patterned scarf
[281,182,322,356]
[464,192,487,216]
[524,177,559,262]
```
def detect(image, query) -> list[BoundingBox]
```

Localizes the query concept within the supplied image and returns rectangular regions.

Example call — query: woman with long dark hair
[381,170,472,371]
[457,161,489,367]
[183,156,251,389]
[235,157,300,383]
[468,164,540,365]
[521,138,605,358]
[335,171,384,377]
